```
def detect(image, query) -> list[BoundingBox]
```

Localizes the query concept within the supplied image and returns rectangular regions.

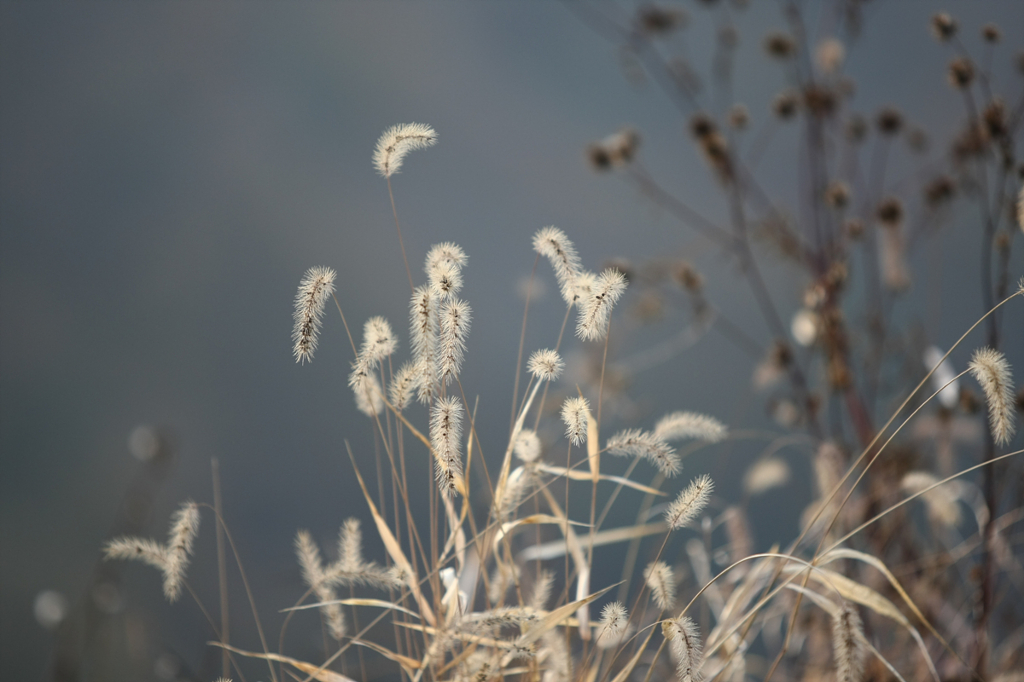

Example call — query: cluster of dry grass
[100,4,1024,682]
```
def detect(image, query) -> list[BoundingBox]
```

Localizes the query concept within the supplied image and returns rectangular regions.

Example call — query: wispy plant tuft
[104,500,200,603]
[576,269,627,341]
[607,428,680,476]
[533,226,582,305]
[968,347,1016,445]
[665,475,713,529]
[527,349,564,382]
[664,616,703,682]
[831,601,865,682]
[431,396,464,496]
[373,123,437,177]
[561,396,590,446]
[643,561,676,610]
[438,299,472,386]
[292,266,336,364]
[653,411,727,443]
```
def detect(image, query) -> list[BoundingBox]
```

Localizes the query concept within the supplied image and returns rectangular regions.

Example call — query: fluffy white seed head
[338,518,365,574]
[426,242,468,271]
[607,429,680,476]
[515,429,542,463]
[528,349,564,382]
[666,475,713,529]
[292,266,336,364]
[409,286,438,404]
[644,561,676,610]
[653,411,727,443]
[360,316,397,368]
[429,260,463,301]
[832,601,865,682]
[389,362,419,411]
[350,370,384,416]
[533,226,582,306]
[373,123,437,177]
[294,530,345,640]
[664,616,703,682]
[576,269,628,341]
[596,602,630,648]
[562,397,590,446]
[431,396,464,496]
[743,457,790,496]
[968,347,1016,445]
[438,299,472,386]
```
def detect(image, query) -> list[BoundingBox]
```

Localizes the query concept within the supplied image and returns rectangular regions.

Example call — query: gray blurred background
[2,1,1022,679]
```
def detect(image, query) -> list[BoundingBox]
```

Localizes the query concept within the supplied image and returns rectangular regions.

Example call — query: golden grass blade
[208,642,355,682]
[534,463,666,496]
[495,513,589,547]
[281,598,421,619]
[397,621,517,649]
[350,638,422,672]
[495,380,544,514]
[519,522,669,562]
[346,441,436,626]
[587,400,600,483]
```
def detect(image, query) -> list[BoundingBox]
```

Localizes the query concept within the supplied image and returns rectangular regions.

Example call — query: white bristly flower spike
[389,362,419,411]
[664,616,704,682]
[426,242,468,271]
[514,429,542,463]
[429,260,463,300]
[360,316,397,367]
[438,299,471,386]
[431,396,464,496]
[409,286,438,404]
[832,601,865,682]
[373,123,437,178]
[607,428,680,476]
[968,347,1016,445]
[292,266,336,364]
[576,268,628,341]
[665,475,713,529]
[527,349,564,382]
[653,411,727,443]
[104,500,200,603]
[643,561,676,610]
[533,226,582,306]
[294,530,345,640]
[596,602,630,648]
[743,457,790,496]
[561,396,590,446]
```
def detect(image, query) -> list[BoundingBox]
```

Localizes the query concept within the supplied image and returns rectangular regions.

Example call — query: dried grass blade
[281,598,420,620]
[535,463,665,495]
[587,401,600,482]
[609,627,656,682]
[346,441,436,626]
[208,643,355,682]
[496,514,590,548]
[519,522,669,562]
[349,638,422,672]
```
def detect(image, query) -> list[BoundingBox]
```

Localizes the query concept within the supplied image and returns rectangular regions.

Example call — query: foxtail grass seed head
[653,411,727,443]
[527,349,564,382]
[292,266,336,364]
[389,361,419,411]
[410,286,438,404]
[831,601,865,682]
[608,428,680,476]
[294,530,345,639]
[373,123,437,177]
[426,242,468,271]
[595,602,630,648]
[431,396,464,496]
[360,316,397,367]
[530,569,554,611]
[514,428,542,463]
[561,396,590,446]
[743,457,790,496]
[644,561,676,610]
[666,474,713,529]
[429,259,463,300]
[104,500,199,602]
[533,226,582,305]
[338,518,365,574]
[968,347,1016,445]
[664,616,704,682]
[438,299,471,386]
[351,371,384,416]
[576,268,627,341]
